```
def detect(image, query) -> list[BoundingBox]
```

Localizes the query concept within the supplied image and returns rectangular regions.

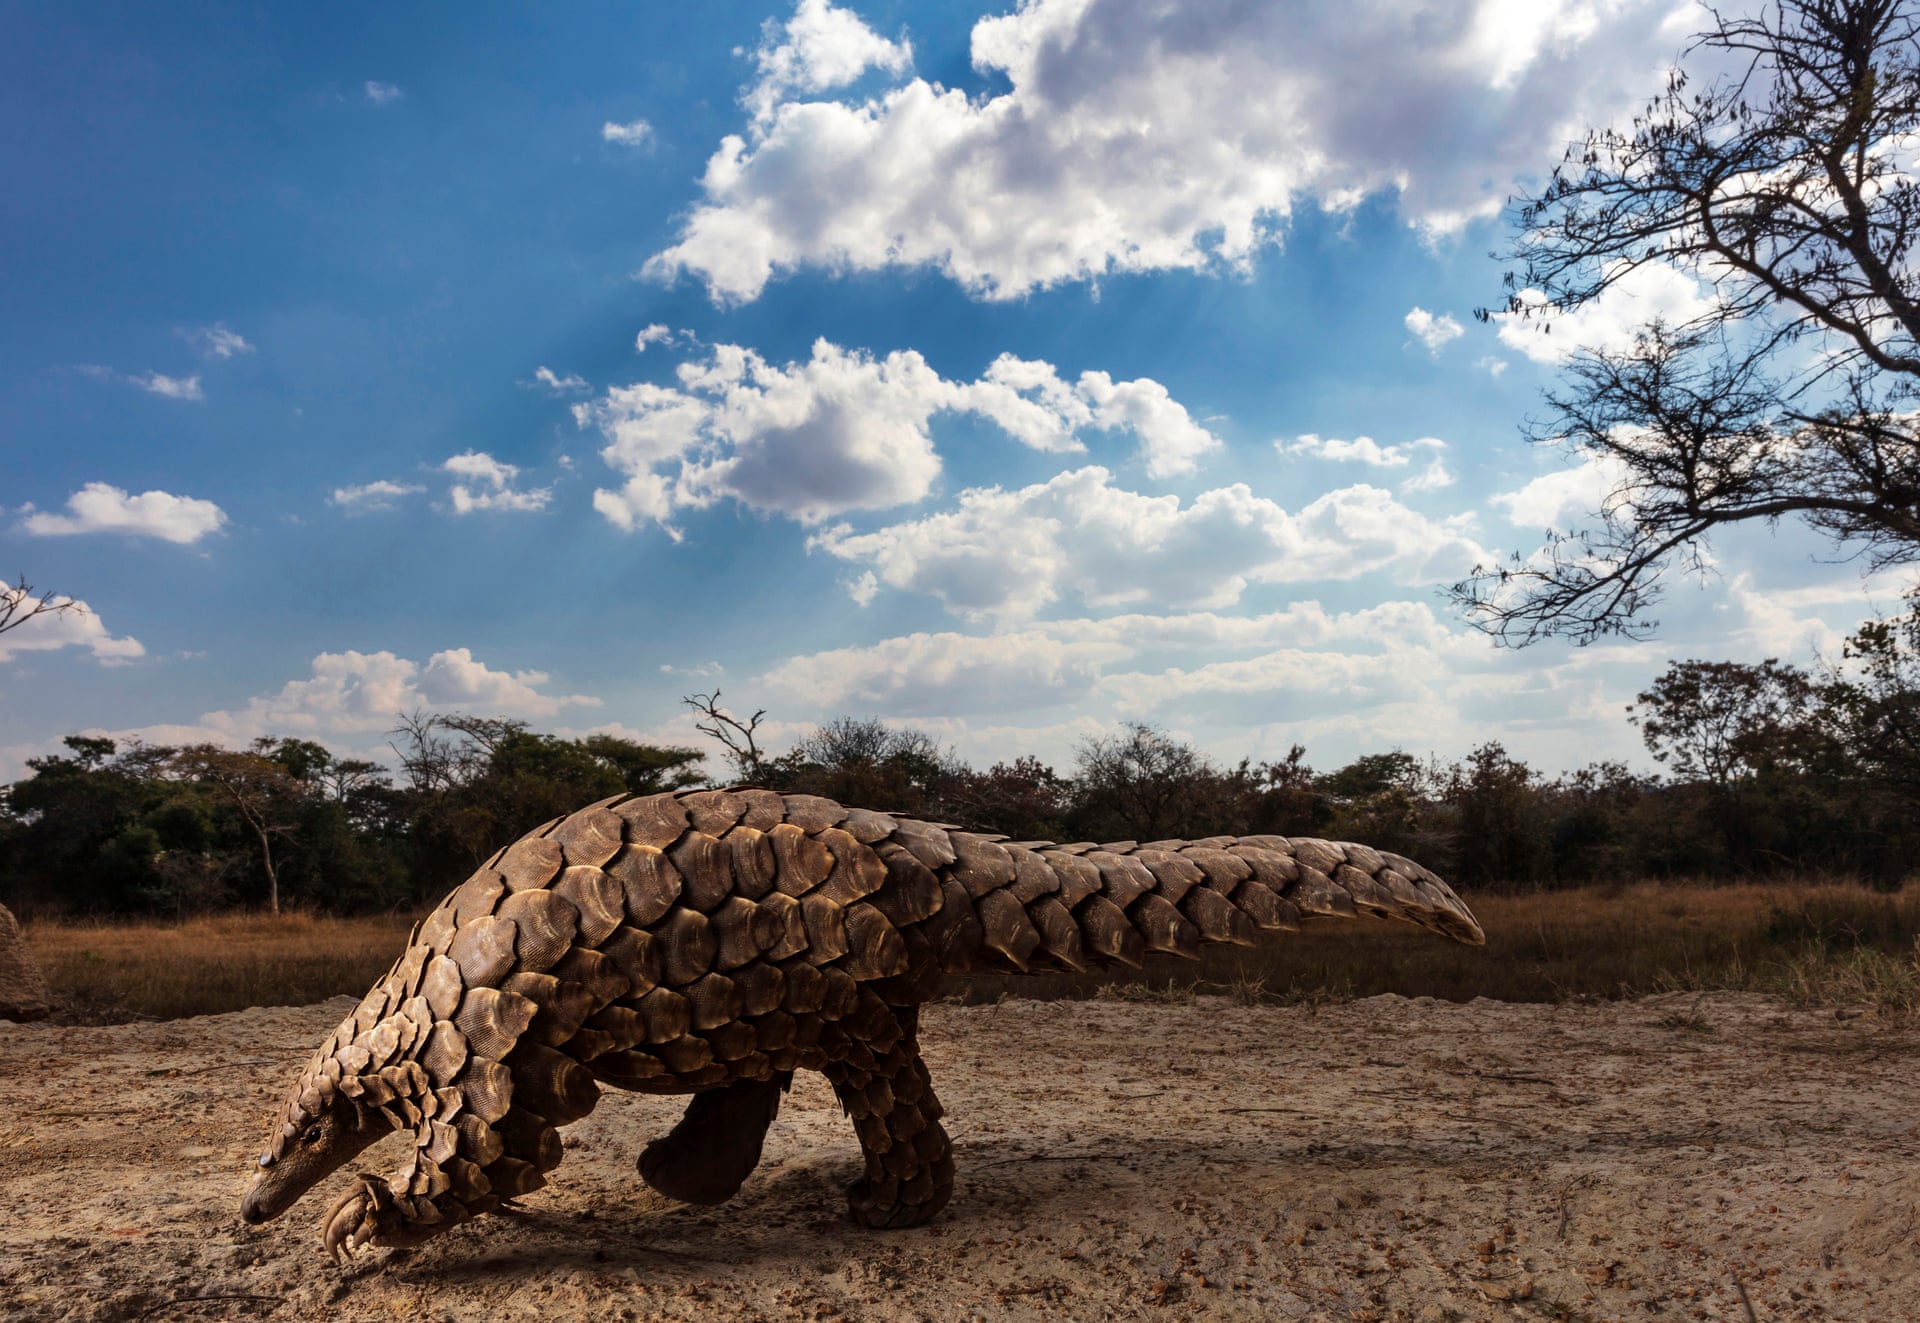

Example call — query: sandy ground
[3,992,1918,1323]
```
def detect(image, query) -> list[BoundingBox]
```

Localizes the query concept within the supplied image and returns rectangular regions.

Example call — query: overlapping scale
[710,896,769,970]
[669,831,733,912]
[446,915,517,987]
[454,986,538,1061]
[596,927,661,999]
[724,827,777,900]
[780,794,847,832]
[497,836,564,893]
[420,954,465,1021]
[735,789,786,832]
[612,794,690,850]
[505,1042,599,1125]
[1134,850,1203,905]
[800,894,848,965]
[450,873,506,927]
[685,972,743,1030]
[552,866,623,946]
[455,1113,504,1167]
[456,1058,514,1124]
[1180,885,1255,945]
[499,889,579,974]
[768,824,833,897]
[657,907,716,986]
[637,986,691,1043]
[550,806,625,868]
[837,903,909,981]
[815,828,888,907]
[496,1106,564,1171]
[605,845,683,927]
[680,789,748,837]
[418,1020,469,1086]
[548,945,630,1007]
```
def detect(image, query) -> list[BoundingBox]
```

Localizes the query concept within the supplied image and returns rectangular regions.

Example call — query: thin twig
[153,1059,281,1077]
[1733,1275,1758,1323]
[133,1294,282,1320]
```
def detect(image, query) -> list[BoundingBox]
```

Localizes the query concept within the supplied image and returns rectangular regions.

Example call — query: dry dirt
[3,991,1918,1323]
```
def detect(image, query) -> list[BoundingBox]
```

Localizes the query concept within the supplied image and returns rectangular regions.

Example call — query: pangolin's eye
[303,1125,323,1145]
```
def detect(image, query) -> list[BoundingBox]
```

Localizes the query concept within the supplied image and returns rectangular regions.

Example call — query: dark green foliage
[14,594,1920,916]
[0,723,706,917]
[764,716,962,819]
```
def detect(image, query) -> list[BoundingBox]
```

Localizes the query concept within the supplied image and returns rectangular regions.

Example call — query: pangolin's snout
[240,1177,276,1224]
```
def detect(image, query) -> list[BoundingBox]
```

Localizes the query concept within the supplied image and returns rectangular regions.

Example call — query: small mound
[0,902,55,1022]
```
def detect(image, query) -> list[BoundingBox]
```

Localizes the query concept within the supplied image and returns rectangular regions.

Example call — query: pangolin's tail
[878,820,1484,977]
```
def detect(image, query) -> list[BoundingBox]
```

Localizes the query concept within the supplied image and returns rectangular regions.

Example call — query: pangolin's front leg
[823,1004,953,1229]
[321,1082,570,1261]
[638,1072,793,1205]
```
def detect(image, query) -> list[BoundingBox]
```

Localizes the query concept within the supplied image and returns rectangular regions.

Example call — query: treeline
[6,599,1920,916]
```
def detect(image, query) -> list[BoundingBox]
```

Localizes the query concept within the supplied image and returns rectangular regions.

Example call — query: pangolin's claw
[319,1174,391,1264]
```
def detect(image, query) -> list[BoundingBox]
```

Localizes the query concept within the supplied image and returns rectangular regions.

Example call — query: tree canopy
[1458,0,1920,644]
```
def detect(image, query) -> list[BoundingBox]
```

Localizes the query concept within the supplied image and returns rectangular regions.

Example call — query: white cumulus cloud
[1405,307,1464,353]
[1400,455,1458,493]
[328,479,425,513]
[180,324,254,359]
[0,587,144,666]
[602,119,654,146]
[21,482,228,544]
[577,339,1220,533]
[649,0,1689,304]
[761,628,1132,716]
[365,81,403,105]
[1490,452,1632,528]
[1495,262,1718,364]
[1285,434,1446,469]
[135,372,202,401]
[81,365,205,400]
[532,366,590,394]
[441,451,553,515]
[744,0,914,124]
[170,647,601,746]
[810,465,1490,620]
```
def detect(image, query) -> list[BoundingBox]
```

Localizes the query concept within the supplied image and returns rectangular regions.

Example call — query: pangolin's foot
[639,1073,791,1206]
[845,1123,955,1229]
[825,1001,954,1229]
[318,1174,447,1263]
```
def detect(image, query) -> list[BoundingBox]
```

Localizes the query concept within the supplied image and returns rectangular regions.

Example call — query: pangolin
[239,788,1483,1259]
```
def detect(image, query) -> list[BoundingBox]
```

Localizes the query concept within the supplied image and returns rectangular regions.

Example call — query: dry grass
[23,912,416,1022]
[19,882,1920,1022]
[952,881,1920,1014]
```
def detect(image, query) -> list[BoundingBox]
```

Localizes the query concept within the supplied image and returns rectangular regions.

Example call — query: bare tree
[169,742,307,914]
[386,710,521,794]
[0,575,83,639]
[1457,0,1920,644]
[683,690,768,783]
[1073,723,1218,841]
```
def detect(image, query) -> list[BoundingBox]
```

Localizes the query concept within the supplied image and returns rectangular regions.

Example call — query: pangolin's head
[240,1053,392,1225]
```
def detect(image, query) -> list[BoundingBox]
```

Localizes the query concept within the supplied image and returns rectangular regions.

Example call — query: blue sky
[2,0,1902,782]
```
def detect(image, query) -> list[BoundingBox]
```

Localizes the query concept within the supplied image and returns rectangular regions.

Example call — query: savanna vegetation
[12,593,1920,1018]
[9,591,1920,921]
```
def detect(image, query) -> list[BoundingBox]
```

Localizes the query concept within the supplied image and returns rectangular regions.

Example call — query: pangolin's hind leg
[638,1072,793,1205]
[823,1005,953,1229]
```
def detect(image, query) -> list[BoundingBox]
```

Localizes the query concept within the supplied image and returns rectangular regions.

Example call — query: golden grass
[24,912,416,1022]
[20,882,1920,1022]
[951,882,1920,1013]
